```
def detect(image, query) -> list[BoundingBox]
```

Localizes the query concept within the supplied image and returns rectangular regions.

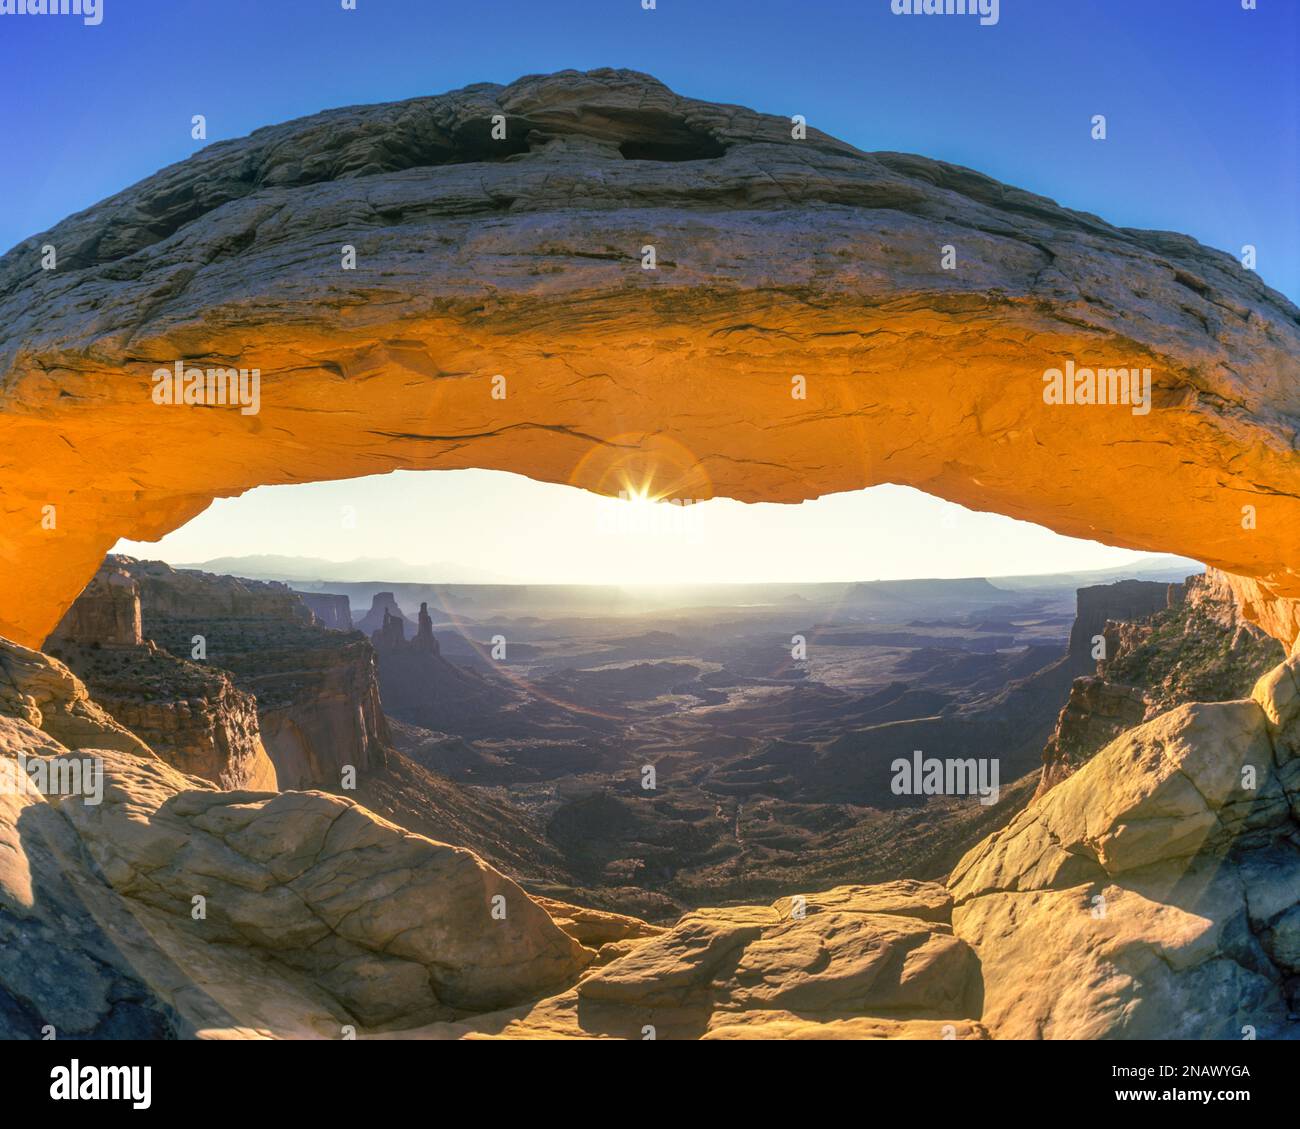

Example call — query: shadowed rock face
[0,68,1297,649]
[297,592,352,631]
[1067,579,1173,665]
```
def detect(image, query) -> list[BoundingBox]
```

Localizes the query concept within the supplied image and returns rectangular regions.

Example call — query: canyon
[0,69,1298,1041]
[3,569,1299,1039]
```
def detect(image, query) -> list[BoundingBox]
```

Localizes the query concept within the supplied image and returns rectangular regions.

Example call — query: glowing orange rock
[1,70,1296,647]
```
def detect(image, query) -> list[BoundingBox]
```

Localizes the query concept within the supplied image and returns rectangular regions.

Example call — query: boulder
[392,880,981,1040]
[949,665,1300,1039]
[55,750,592,1021]
[578,882,979,1021]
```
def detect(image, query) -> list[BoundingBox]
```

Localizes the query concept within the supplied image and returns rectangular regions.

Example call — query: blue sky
[3,0,1294,299]
[3,0,1294,582]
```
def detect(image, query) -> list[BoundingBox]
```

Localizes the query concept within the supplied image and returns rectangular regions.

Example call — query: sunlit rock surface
[950,659,1300,1039]
[0,69,1297,649]
[392,880,985,1040]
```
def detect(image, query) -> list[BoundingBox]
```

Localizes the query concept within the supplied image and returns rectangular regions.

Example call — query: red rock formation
[0,71,1297,652]
[123,557,311,622]
[45,562,278,789]
[1036,571,1285,796]
[252,637,391,789]
[1037,677,1150,797]
[111,558,393,790]
[47,638,277,790]
[45,556,391,791]
[1066,579,1176,666]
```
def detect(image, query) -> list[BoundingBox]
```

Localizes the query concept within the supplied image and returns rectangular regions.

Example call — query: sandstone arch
[1,69,1298,649]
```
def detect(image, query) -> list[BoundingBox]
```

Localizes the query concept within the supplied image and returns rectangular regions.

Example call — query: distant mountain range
[989,554,1202,590]
[178,554,516,584]
[178,552,1204,591]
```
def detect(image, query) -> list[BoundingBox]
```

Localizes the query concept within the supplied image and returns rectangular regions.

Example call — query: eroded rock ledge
[0,68,1297,648]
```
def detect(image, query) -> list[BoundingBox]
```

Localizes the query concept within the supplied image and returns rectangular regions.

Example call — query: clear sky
[117,475,1169,585]
[4,0,1294,583]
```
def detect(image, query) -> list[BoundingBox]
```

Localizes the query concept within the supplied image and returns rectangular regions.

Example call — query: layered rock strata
[125,558,389,789]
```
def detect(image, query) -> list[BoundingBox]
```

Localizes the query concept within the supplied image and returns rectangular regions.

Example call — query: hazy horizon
[113,470,1197,587]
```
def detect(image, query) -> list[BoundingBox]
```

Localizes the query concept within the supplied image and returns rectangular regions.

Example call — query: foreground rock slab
[58,753,592,1026]
[6,635,1300,1040]
[0,639,592,1034]
[393,880,983,1039]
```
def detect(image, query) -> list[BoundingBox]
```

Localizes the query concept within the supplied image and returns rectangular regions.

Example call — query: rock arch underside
[2,70,1300,1041]
[2,69,1299,651]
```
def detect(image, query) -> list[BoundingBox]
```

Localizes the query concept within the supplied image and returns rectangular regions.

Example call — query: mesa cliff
[44,557,387,791]
[116,557,389,790]
[1039,571,1286,795]
[45,564,277,790]
[296,592,353,631]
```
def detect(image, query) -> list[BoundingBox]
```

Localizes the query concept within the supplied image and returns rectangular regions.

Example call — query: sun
[619,479,661,507]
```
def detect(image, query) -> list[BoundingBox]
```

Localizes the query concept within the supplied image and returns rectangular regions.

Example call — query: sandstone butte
[0,69,1297,652]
